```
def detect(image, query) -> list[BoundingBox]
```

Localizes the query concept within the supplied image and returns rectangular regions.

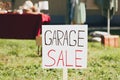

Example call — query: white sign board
[42,25,88,68]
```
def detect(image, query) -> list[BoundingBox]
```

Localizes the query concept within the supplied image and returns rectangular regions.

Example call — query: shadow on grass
[25,54,40,57]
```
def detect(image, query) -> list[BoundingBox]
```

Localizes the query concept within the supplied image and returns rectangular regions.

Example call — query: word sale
[44,49,83,68]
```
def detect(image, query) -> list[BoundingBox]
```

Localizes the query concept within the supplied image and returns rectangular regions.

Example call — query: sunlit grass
[0,38,120,80]
[0,39,62,80]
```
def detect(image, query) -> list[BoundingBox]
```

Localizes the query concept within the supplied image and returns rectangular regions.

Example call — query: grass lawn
[0,38,120,80]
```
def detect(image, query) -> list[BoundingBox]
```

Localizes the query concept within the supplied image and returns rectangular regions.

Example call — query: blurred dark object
[11,0,15,12]
[0,13,42,39]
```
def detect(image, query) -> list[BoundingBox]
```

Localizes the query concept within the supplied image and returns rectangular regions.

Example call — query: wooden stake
[63,68,68,80]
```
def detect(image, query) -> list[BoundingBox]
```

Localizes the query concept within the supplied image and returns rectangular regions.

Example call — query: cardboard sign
[42,25,88,68]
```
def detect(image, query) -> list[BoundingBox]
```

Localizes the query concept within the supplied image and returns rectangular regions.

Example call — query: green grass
[0,39,120,80]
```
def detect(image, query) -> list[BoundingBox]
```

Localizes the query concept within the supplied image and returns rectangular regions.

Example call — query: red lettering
[45,49,56,67]
[57,50,64,66]
[44,49,84,68]
[75,50,82,67]
[65,50,73,67]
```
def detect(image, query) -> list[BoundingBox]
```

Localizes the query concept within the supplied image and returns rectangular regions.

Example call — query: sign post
[63,68,68,80]
[42,25,88,79]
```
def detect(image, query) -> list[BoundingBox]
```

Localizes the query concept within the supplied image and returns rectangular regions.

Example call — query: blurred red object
[101,35,119,48]
[41,13,51,24]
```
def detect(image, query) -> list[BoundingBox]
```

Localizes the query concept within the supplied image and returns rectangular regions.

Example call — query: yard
[0,36,120,80]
